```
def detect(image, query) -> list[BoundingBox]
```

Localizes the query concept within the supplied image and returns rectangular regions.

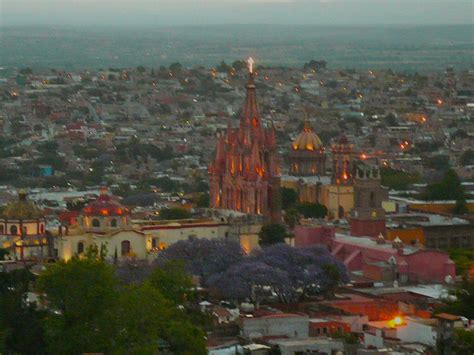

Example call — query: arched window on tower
[110,219,117,228]
[10,225,18,235]
[92,219,100,228]
[0,225,4,235]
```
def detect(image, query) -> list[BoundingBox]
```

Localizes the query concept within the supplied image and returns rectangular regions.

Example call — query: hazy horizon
[1,0,472,26]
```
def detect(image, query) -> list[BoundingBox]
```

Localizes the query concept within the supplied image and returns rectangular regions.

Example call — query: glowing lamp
[388,316,404,327]
[100,209,109,216]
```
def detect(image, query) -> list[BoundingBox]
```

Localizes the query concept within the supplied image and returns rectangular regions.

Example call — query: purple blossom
[153,238,244,283]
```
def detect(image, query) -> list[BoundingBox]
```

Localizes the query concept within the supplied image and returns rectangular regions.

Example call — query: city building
[350,164,388,237]
[56,187,148,260]
[294,225,456,284]
[0,191,51,260]
[209,59,282,222]
[289,118,326,176]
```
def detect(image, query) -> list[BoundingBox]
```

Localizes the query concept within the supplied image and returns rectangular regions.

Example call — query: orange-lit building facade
[209,62,281,222]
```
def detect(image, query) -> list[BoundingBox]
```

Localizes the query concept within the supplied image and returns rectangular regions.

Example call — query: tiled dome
[82,187,129,217]
[291,121,323,151]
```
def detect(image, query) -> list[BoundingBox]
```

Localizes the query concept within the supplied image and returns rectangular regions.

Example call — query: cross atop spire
[303,109,312,132]
[247,57,254,74]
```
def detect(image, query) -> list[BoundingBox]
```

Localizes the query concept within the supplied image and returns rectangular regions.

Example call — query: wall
[405,250,455,283]
[142,223,228,248]
[58,230,147,260]
[408,202,474,214]
[294,225,335,247]
[387,228,425,246]
[396,318,437,347]
[241,315,309,339]
[321,184,354,219]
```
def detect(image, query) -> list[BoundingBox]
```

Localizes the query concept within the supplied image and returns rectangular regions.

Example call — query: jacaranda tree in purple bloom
[253,244,349,300]
[206,260,290,302]
[153,238,349,303]
[153,238,244,284]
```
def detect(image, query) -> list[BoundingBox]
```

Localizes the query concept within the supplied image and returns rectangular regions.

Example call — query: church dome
[291,121,323,152]
[82,187,129,217]
[1,190,44,220]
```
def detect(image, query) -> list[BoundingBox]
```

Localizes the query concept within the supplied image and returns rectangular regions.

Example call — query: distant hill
[0,24,472,72]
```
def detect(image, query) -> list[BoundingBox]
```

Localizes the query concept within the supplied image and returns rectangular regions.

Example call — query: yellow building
[320,184,354,219]
[56,188,264,260]
[0,191,50,261]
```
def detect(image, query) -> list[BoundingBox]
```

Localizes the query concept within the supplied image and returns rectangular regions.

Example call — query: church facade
[208,59,282,222]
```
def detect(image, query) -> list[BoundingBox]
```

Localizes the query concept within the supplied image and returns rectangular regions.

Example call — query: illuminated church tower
[209,58,282,222]
[331,134,355,185]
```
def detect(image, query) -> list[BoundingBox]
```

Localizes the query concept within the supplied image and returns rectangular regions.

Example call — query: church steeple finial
[241,57,260,131]
[247,57,254,75]
[303,109,312,132]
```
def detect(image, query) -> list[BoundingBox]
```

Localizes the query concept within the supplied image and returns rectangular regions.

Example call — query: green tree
[451,328,474,355]
[425,169,467,204]
[454,195,468,214]
[438,277,474,319]
[169,62,183,74]
[381,167,419,190]
[37,258,117,354]
[0,269,47,354]
[281,187,299,210]
[231,60,247,71]
[159,208,191,220]
[295,202,328,218]
[460,150,474,166]
[259,224,288,247]
[149,261,193,304]
[284,208,301,230]
[196,192,210,208]
[110,282,206,354]
[448,249,474,276]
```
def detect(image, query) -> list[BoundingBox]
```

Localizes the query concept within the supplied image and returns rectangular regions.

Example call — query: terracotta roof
[434,313,462,321]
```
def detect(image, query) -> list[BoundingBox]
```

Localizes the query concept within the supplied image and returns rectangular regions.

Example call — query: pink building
[294,225,455,284]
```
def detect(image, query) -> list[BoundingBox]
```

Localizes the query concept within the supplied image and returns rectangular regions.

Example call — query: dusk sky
[1,0,472,26]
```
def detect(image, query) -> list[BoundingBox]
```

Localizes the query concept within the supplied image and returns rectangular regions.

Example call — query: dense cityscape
[1,7,474,355]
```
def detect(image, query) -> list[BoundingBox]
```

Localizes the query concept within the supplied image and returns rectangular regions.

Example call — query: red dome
[82,192,129,217]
